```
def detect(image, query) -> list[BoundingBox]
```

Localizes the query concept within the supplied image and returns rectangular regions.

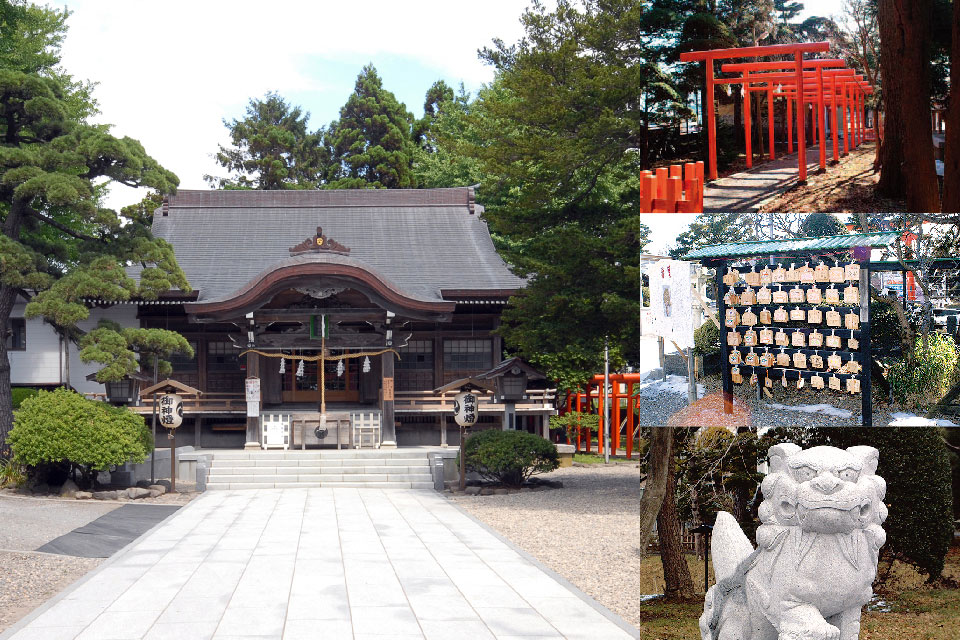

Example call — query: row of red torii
[679,41,875,183]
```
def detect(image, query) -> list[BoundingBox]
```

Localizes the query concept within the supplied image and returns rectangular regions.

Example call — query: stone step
[205,481,435,490]
[212,457,425,468]
[209,451,431,460]
[206,473,433,484]
[209,466,430,476]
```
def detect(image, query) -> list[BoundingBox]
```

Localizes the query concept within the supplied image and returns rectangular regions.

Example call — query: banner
[648,259,695,349]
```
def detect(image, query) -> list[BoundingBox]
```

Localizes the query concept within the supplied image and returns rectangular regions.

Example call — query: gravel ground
[0,551,102,632]
[0,494,121,551]
[450,465,653,629]
[634,371,953,427]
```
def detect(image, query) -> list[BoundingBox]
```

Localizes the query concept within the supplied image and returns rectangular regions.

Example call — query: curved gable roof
[152,188,524,305]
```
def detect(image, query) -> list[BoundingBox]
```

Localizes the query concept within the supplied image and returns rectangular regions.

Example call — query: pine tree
[0,5,189,452]
[326,65,417,189]
[205,92,327,190]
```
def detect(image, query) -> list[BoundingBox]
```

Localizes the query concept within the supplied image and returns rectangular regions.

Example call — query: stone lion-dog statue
[700,443,887,640]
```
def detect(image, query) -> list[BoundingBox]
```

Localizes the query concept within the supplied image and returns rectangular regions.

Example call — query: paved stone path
[1,489,638,640]
[703,144,827,212]
[37,504,180,558]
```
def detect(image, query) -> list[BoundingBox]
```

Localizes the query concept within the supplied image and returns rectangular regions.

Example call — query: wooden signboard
[382,377,394,401]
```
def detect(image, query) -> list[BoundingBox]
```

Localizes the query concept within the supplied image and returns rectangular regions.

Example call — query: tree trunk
[942,0,960,212]
[0,285,16,456]
[876,0,939,212]
[657,449,697,601]
[636,427,673,559]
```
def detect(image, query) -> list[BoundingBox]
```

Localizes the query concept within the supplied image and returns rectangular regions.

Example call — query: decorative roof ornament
[289,226,351,256]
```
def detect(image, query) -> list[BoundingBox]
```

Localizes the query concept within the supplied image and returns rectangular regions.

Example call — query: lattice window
[207,341,239,372]
[397,340,434,391]
[443,339,492,372]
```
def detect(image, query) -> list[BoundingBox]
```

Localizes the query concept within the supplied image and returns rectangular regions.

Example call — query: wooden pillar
[244,352,260,447]
[575,391,582,451]
[830,76,840,163]
[381,351,397,447]
[706,59,718,180]
[194,415,202,449]
[612,381,621,453]
[743,75,753,168]
[794,51,807,182]
[439,414,447,447]
[816,67,826,171]
[625,382,634,460]
[860,263,873,426]
[787,96,793,153]
[767,87,775,160]
[716,262,733,414]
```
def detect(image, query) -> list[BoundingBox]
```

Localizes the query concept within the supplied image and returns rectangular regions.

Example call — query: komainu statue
[700,444,887,640]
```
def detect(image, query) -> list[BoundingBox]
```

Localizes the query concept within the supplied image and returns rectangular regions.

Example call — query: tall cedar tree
[876,0,940,212]
[475,0,672,390]
[669,213,755,259]
[326,65,417,189]
[0,3,190,451]
[205,92,326,190]
[943,0,960,212]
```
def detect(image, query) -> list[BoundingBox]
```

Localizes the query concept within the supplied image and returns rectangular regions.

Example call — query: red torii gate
[679,41,830,182]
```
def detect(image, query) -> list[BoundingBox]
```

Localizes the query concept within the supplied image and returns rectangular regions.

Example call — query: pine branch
[26,207,101,242]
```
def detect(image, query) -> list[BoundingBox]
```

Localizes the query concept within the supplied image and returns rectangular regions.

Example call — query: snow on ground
[636,374,705,399]
[887,412,959,427]
[766,403,854,419]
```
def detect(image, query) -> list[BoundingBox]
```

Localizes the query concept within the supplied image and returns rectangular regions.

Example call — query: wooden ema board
[714,255,872,426]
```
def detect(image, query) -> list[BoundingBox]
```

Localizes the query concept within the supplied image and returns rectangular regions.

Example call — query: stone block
[59,478,79,498]
[126,487,151,500]
[93,490,119,500]
[148,484,166,495]
[75,491,93,500]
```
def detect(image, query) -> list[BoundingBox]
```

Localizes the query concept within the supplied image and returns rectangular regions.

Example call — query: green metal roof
[683,232,899,260]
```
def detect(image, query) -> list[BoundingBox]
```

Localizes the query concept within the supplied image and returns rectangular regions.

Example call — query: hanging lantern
[296,359,305,378]
[362,356,371,373]
[337,359,345,377]
[279,358,285,374]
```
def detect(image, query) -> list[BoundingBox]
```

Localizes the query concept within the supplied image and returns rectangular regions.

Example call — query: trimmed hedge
[693,321,720,357]
[8,388,152,488]
[462,429,559,487]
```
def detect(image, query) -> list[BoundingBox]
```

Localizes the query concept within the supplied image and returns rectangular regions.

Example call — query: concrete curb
[441,491,643,639]
[0,492,211,640]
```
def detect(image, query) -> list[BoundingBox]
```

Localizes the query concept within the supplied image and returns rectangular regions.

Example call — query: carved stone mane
[289,226,351,256]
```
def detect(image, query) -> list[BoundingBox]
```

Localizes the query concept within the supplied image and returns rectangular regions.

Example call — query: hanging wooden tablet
[810,354,824,369]
[729,349,742,365]
[826,330,842,349]
[845,311,860,330]
[724,287,740,307]
[814,262,830,283]
[789,285,805,303]
[745,349,759,366]
[731,366,743,384]
[782,375,789,388]
[772,265,787,282]
[750,373,758,386]
[829,375,842,391]
[793,351,807,368]
[790,308,806,321]
[723,268,740,286]
[845,262,860,281]
[829,265,845,283]
[827,352,843,371]
[775,330,789,347]
[774,307,789,323]
[807,286,822,304]
[786,263,799,282]
[792,330,806,347]
[811,374,825,389]
[727,330,742,347]
[743,328,758,347]
[744,267,760,286]
[809,329,824,347]
[760,266,773,284]
[742,308,758,327]
[799,263,815,284]
[760,309,772,325]
[773,286,789,304]
[759,351,774,367]
[843,285,860,305]
[807,308,823,324]
[765,376,773,388]
[757,285,772,305]
[797,376,805,389]
[725,308,740,328]
[824,284,841,304]
[844,358,861,374]
[846,377,861,394]
[848,336,859,350]
[759,327,774,344]
[741,286,757,306]
[826,309,842,327]
[776,348,791,367]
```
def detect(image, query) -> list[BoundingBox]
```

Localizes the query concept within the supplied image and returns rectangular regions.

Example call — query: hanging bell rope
[239,348,400,362]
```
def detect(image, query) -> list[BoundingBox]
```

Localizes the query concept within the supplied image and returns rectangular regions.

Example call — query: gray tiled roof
[153,188,523,304]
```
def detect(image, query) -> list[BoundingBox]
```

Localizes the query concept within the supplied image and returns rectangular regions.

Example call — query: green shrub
[641,286,650,307]
[11,387,39,409]
[8,388,153,489]
[888,333,958,406]
[462,429,559,487]
[693,321,720,357]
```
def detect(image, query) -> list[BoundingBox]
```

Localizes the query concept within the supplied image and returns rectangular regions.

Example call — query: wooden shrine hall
[110,188,556,449]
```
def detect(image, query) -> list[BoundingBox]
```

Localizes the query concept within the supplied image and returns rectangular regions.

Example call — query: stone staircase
[204,449,435,490]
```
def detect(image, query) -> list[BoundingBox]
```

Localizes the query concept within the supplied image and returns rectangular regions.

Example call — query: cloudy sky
[56,0,837,247]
